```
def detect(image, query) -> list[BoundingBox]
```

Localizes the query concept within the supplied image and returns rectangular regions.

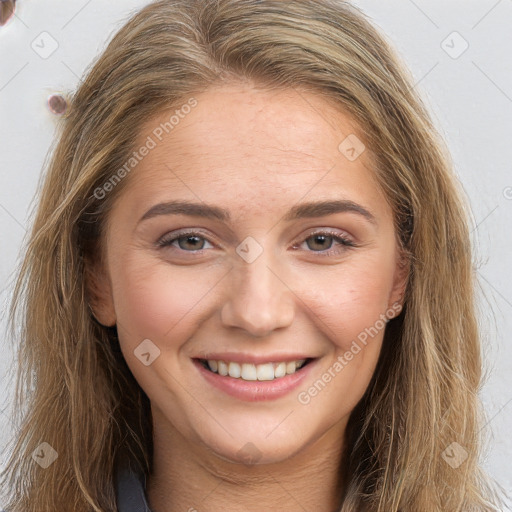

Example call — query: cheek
[293,261,394,415]
[297,256,395,353]
[109,253,221,345]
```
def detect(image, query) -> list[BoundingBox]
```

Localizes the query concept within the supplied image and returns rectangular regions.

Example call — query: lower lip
[194,359,316,402]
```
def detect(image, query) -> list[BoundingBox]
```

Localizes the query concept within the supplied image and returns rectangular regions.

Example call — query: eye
[156,228,357,256]
[156,230,214,252]
[293,229,357,256]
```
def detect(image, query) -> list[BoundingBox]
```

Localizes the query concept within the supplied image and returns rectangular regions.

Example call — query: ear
[84,253,116,327]
[387,248,410,313]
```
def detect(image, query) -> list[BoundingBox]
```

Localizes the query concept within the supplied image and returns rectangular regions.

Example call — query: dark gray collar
[115,456,153,512]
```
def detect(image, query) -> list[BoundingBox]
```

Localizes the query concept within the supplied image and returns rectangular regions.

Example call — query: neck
[146,408,347,512]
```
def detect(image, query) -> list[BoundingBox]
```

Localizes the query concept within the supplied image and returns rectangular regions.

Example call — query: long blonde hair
[1,0,504,510]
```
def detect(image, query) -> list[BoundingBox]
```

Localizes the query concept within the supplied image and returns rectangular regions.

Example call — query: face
[90,82,407,465]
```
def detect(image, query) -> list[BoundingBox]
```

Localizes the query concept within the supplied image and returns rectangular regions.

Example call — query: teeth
[228,362,241,378]
[286,361,296,374]
[218,360,228,376]
[204,359,307,381]
[274,362,286,378]
[256,363,274,381]
[241,363,257,381]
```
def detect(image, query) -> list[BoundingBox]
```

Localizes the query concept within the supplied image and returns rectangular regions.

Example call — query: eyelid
[156,228,217,248]
[291,228,357,256]
[156,226,358,256]
[294,227,354,245]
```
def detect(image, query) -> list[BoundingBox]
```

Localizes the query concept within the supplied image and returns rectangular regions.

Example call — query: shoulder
[114,452,153,512]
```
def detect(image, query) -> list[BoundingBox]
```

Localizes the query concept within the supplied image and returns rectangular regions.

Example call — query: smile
[199,359,310,381]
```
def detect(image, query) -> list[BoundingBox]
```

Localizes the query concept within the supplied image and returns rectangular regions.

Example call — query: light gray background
[0,0,511,506]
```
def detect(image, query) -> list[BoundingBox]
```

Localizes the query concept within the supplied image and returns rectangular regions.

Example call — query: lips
[199,358,310,381]
[193,355,316,401]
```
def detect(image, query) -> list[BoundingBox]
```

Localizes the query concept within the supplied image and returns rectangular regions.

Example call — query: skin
[89,82,408,512]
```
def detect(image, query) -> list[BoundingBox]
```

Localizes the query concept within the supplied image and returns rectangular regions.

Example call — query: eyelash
[156,229,357,257]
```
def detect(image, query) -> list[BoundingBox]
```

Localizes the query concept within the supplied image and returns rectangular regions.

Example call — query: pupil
[179,235,203,250]
[308,234,332,251]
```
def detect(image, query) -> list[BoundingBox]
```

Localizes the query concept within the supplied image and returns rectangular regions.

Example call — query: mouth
[196,358,313,381]
[193,353,318,401]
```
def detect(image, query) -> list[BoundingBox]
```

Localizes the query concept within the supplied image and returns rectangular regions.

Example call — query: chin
[189,410,314,466]
[208,435,305,466]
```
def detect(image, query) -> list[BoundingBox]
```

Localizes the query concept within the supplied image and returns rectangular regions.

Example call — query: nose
[220,252,295,337]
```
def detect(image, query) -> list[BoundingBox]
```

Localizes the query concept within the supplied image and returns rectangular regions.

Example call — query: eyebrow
[138,199,377,225]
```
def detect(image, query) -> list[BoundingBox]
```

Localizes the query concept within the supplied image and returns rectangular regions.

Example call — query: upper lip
[193,353,315,364]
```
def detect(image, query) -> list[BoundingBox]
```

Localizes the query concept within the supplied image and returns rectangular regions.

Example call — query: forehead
[115,83,388,219]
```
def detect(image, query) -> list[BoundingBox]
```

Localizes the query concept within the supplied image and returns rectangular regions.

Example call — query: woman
[0,0,504,510]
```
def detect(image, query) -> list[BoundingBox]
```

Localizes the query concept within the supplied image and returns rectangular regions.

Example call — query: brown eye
[157,231,214,252]
[176,234,206,251]
[294,230,356,257]
[305,234,335,252]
